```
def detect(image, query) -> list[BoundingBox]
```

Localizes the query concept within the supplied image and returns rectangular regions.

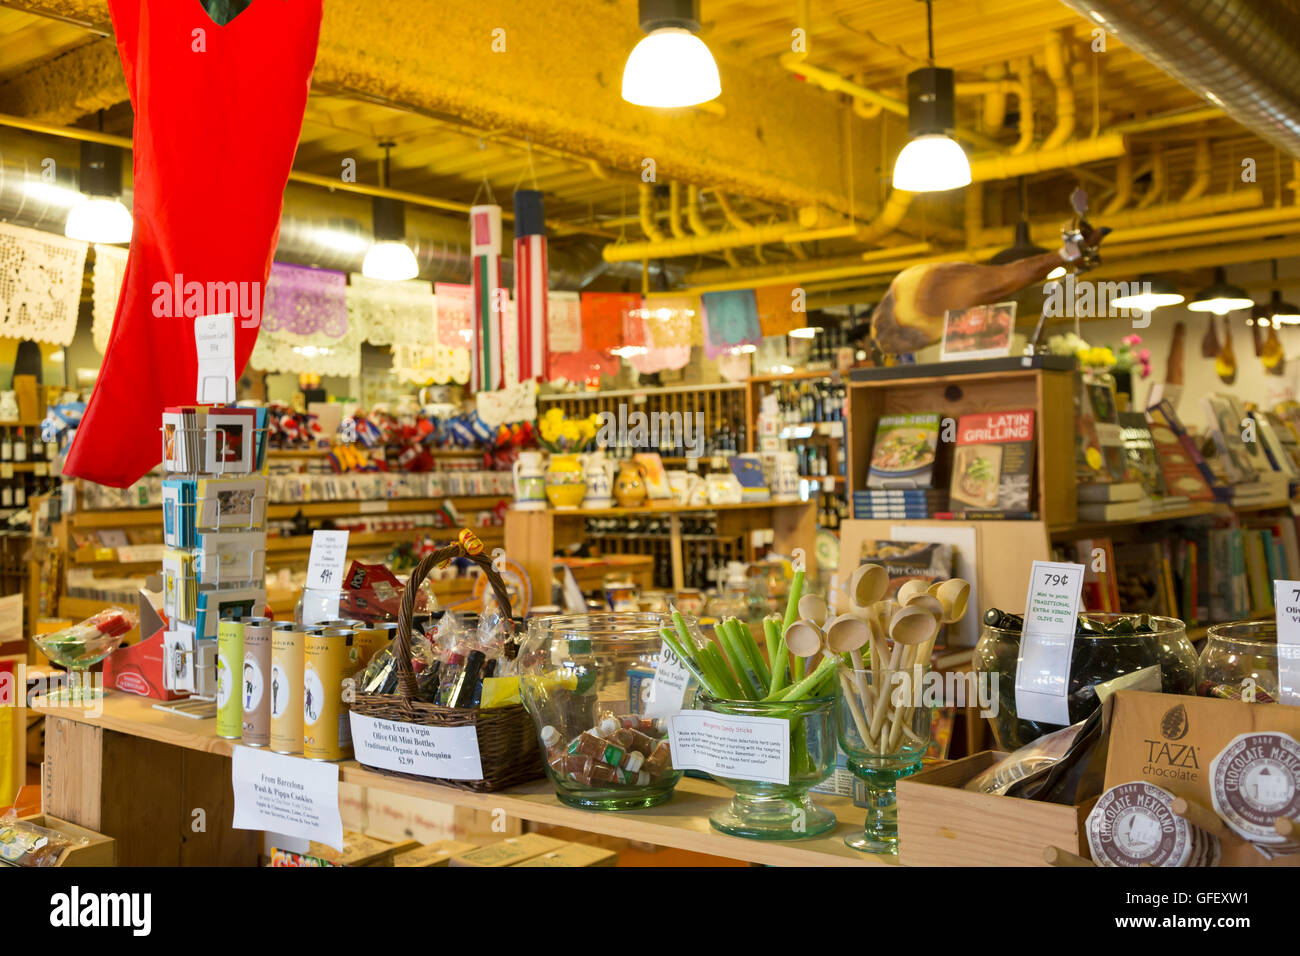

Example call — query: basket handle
[391,529,514,700]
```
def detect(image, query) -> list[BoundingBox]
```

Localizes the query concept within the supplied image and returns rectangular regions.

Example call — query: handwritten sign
[1014,560,1085,726]
[644,641,693,720]
[669,711,789,784]
[231,747,343,850]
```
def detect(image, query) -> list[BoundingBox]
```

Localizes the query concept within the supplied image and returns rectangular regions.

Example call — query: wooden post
[504,508,556,603]
[669,513,685,591]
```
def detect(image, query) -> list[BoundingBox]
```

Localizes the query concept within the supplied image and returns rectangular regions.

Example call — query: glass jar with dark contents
[974,610,1191,749]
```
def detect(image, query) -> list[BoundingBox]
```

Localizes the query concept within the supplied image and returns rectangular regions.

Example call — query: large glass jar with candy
[519,613,683,810]
[1198,620,1284,703]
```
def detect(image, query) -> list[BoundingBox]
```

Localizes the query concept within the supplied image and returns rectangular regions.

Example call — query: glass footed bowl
[520,613,683,810]
[697,693,837,840]
[34,627,128,671]
[1198,620,1284,702]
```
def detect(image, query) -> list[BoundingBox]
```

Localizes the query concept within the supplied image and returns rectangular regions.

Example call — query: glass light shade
[892,134,971,192]
[1267,290,1300,326]
[788,327,818,339]
[622,27,721,108]
[1110,276,1184,312]
[64,197,133,244]
[1188,268,1252,314]
[362,240,419,281]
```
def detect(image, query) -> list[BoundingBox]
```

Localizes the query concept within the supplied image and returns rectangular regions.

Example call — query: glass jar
[974,614,1173,749]
[837,666,931,854]
[1089,613,1197,696]
[697,693,837,840]
[520,613,683,810]
[1198,621,1284,702]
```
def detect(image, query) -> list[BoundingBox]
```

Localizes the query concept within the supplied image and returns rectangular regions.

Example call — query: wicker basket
[350,531,544,792]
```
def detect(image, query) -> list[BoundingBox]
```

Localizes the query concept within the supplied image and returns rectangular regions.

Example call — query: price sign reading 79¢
[1015,560,1085,727]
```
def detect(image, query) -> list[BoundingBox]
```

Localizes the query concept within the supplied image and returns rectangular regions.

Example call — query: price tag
[358,500,389,514]
[644,641,693,720]
[303,530,349,625]
[1014,560,1085,726]
[194,312,237,404]
[350,712,484,779]
[669,711,790,784]
[1273,580,1300,705]
[231,747,343,850]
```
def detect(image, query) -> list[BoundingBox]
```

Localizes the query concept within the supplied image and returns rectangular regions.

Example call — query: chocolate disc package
[1210,731,1300,850]
[1087,782,1195,867]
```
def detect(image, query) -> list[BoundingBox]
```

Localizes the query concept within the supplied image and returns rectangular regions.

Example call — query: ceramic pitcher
[583,450,617,508]
[614,460,649,508]
[512,450,547,510]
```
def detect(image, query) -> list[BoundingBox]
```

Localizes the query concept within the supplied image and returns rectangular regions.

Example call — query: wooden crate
[897,751,1094,867]
[17,814,117,866]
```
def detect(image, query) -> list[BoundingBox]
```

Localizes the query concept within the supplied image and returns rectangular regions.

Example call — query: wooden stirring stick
[1171,797,1227,836]
[1043,845,1095,867]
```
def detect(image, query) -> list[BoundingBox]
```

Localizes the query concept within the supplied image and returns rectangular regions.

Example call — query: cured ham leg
[871,225,1110,353]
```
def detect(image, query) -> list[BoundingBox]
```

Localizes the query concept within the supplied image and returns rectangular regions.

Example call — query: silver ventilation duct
[0,130,678,289]
[1057,0,1300,159]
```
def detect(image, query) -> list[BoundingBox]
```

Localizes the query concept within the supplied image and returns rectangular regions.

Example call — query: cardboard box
[513,842,619,867]
[393,840,479,867]
[897,751,1096,866]
[449,833,568,867]
[15,814,116,866]
[268,830,418,867]
[1103,690,1300,867]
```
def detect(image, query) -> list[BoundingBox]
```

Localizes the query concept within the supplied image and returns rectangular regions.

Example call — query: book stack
[853,488,949,519]
[159,404,270,695]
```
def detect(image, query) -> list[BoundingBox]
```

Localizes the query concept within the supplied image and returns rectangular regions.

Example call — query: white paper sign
[1273,580,1300,705]
[231,747,343,850]
[350,712,484,779]
[1014,560,1085,726]
[645,641,693,720]
[194,312,237,404]
[306,530,350,590]
[669,710,790,784]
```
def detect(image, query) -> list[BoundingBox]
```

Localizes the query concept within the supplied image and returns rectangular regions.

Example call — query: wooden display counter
[34,693,890,868]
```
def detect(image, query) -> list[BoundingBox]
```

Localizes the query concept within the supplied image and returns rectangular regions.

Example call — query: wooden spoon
[904,593,944,619]
[784,620,824,657]
[826,613,872,653]
[798,594,828,629]
[849,564,889,606]
[1201,314,1220,358]
[896,578,930,606]
[935,578,971,623]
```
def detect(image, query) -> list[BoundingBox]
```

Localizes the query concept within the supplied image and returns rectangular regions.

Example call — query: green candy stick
[715,622,760,699]
[728,618,770,692]
[659,627,721,698]
[701,642,743,699]
[776,654,840,702]
[762,615,780,667]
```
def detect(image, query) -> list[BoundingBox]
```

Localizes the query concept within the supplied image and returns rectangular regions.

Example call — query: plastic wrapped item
[965,713,1097,798]
[33,608,137,669]
[0,814,87,867]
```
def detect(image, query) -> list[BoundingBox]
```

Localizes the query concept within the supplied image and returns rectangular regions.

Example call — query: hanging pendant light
[1187,266,1253,315]
[622,0,721,108]
[893,0,970,192]
[64,138,133,244]
[362,143,419,281]
[1262,259,1300,326]
[989,179,1047,264]
[1109,274,1185,312]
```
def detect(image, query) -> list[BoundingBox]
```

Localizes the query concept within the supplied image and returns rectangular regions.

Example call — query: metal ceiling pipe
[1057,0,1300,159]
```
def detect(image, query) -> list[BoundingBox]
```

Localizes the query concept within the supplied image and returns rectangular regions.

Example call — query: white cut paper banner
[1273,580,1300,705]
[231,747,343,850]
[350,712,484,779]
[1014,560,1085,726]
[669,710,790,785]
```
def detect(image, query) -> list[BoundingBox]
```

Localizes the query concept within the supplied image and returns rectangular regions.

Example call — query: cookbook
[948,409,1036,514]
[867,413,941,488]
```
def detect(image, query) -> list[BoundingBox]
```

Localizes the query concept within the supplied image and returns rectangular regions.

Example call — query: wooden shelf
[539,382,745,401]
[747,369,840,384]
[540,499,813,518]
[68,496,510,528]
[33,693,890,868]
[266,525,504,553]
[1049,498,1297,536]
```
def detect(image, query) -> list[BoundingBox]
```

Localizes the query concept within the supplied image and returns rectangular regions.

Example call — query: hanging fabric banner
[547,291,583,354]
[700,290,762,359]
[630,293,694,373]
[754,283,803,337]
[0,221,87,347]
[434,282,473,384]
[513,190,548,384]
[64,0,322,487]
[580,292,640,353]
[263,262,347,337]
[470,204,504,391]
[347,273,434,346]
[91,243,130,353]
